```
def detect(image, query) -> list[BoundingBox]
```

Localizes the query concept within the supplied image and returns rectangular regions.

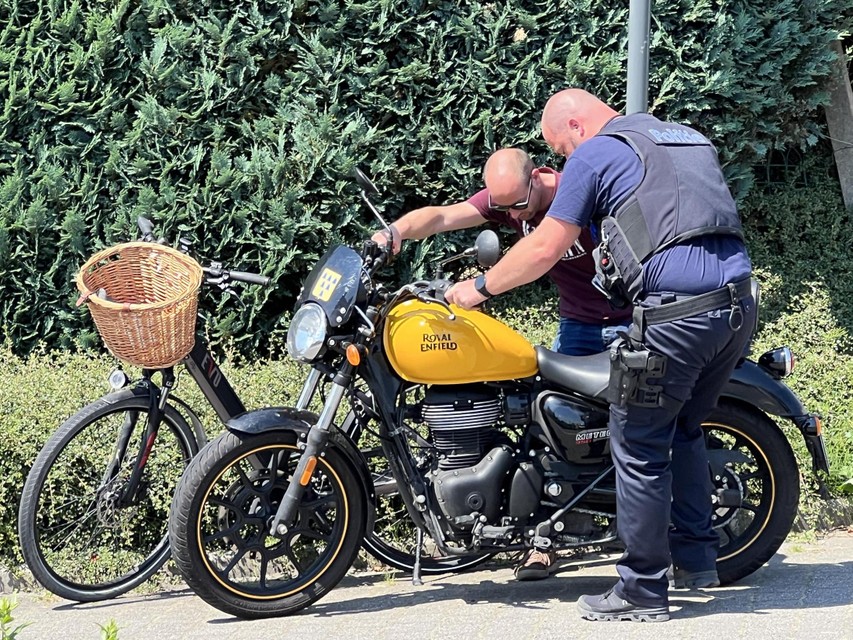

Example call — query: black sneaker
[668,567,720,589]
[577,589,670,622]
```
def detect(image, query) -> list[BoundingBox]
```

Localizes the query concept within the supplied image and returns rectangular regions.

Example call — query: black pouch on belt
[607,333,668,408]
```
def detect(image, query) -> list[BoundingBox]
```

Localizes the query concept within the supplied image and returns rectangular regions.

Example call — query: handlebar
[136,217,271,289]
[226,270,271,286]
[203,264,270,288]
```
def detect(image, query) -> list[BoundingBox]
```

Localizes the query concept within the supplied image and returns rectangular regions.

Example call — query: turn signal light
[346,344,362,366]
[299,456,318,486]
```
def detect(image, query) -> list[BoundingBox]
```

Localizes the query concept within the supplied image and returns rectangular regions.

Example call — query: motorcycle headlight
[286,303,328,363]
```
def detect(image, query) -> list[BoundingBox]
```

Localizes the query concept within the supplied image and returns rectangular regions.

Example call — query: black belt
[633,277,752,332]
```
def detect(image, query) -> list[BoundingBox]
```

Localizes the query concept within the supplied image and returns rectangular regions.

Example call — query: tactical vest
[592,113,744,304]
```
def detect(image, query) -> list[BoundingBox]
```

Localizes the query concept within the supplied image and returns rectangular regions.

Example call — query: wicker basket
[76,242,203,369]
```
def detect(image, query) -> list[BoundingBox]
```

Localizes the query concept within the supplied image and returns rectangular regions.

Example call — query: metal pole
[626,0,651,114]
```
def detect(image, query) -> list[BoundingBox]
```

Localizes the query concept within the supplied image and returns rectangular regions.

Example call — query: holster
[607,333,668,408]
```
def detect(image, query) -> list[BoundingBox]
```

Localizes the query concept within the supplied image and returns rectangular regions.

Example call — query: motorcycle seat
[535,346,611,400]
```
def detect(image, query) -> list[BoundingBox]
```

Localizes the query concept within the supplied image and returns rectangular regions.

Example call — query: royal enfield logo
[576,428,610,445]
[421,332,458,352]
[522,220,586,261]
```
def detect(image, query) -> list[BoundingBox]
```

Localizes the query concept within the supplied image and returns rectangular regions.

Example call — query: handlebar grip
[229,270,271,286]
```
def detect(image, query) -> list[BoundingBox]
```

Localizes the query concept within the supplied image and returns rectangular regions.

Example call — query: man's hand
[370,224,401,254]
[445,279,488,310]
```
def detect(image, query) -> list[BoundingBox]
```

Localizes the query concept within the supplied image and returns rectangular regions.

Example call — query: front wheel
[18,390,198,602]
[169,430,366,619]
[705,402,800,584]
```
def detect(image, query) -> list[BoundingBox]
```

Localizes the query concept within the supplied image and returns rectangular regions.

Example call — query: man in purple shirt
[372,148,631,358]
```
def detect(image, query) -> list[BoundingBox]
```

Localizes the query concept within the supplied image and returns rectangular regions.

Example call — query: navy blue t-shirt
[546,135,751,297]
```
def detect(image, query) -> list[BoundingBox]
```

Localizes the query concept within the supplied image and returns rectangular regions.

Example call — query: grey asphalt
[11,530,853,640]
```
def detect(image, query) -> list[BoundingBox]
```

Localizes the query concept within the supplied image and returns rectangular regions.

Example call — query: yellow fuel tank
[382,300,538,384]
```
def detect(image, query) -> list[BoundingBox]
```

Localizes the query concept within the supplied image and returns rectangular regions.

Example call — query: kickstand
[412,527,424,586]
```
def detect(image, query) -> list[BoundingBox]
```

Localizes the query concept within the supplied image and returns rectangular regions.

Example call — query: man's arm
[371,201,485,254]
[445,216,582,309]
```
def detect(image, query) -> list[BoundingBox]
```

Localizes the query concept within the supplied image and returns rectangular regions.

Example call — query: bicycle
[17,219,269,602]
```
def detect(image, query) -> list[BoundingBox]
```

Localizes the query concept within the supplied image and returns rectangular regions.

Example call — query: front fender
[226,407,376,529]
[720,359,807,418]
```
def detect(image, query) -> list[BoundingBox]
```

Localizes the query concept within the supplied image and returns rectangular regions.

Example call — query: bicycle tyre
[18,388,199,602]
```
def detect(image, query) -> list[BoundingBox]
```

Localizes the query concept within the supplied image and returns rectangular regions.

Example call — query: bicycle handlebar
[203,265,270,288]
[228,270,271,286]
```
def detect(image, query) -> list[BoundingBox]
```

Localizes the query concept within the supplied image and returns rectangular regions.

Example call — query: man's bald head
[482,148,540,221]
[541,89,620,157]
[483,148,533,186]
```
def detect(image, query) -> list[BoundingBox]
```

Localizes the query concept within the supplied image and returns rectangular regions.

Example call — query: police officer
[446,88,756,622]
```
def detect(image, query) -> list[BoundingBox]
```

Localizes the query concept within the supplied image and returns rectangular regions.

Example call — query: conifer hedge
[0,0,847,356]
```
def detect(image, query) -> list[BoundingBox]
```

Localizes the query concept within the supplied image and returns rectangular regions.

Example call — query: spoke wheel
[704,402,800,584]
[169,430,365,619]
[18,390,197,601]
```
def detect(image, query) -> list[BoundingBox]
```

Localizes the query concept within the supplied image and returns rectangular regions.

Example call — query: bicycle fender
[720,359,807,418]
[226,407,376,528]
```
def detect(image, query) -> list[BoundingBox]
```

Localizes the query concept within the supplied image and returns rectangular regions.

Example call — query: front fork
[269,364,353,535]
[115,369,175,507]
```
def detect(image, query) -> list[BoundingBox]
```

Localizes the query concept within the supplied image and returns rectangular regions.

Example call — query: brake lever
[416,291,455,320]
[220,285,245,308]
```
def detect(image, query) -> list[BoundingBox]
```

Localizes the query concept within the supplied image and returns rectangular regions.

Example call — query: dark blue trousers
[609,296,756,608]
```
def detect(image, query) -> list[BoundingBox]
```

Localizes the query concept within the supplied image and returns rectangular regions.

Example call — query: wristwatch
[474,274,493,299]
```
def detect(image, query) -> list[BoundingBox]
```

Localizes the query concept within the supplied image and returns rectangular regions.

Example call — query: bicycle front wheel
[18,389,199,602]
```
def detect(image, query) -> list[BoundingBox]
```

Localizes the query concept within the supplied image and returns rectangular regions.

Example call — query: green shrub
[1,0,848,357]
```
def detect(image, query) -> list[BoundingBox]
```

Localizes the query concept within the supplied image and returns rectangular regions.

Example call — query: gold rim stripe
[197,443,349,600]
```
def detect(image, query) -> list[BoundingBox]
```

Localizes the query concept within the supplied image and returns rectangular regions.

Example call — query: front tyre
[705,402,800,585]
[169,430,366,619]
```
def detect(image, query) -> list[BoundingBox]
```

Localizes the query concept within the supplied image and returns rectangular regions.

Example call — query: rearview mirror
[475,230,500,268]
[353,167,379,196]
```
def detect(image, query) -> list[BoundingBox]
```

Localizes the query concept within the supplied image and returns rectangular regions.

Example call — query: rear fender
[227,407,376,529]
[720,361,828,476]
[720,359,806,417]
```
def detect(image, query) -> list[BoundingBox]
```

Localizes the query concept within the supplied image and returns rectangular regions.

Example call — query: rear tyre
[169,430,366,619]
[704,402,800,584]
[18,390,198,602]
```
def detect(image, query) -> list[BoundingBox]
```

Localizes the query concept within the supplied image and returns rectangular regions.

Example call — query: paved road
[11,531,853,640]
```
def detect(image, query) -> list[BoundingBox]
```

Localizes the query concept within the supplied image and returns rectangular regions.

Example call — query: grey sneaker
[668,567,720,589]
[577,589,670,622]
[513,549,558,581]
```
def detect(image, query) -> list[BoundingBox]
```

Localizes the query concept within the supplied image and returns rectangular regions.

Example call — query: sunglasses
[488,179,533,212]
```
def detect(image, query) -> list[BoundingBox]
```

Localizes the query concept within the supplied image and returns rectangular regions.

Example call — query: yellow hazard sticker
[311,268,342,302]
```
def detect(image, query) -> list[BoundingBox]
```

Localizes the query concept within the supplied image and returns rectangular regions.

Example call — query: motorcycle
[167,169,829,619]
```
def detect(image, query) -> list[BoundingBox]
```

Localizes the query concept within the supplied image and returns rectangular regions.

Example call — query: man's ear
[569,118,585,139]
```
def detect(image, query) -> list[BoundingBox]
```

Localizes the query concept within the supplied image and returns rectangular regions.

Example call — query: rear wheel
[704,402,800,584]
[169,430,366,619]
[18,390,198,602]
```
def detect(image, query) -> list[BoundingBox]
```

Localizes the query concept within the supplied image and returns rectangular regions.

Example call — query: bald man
[446,90,755,622]
[371,148,631,361]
